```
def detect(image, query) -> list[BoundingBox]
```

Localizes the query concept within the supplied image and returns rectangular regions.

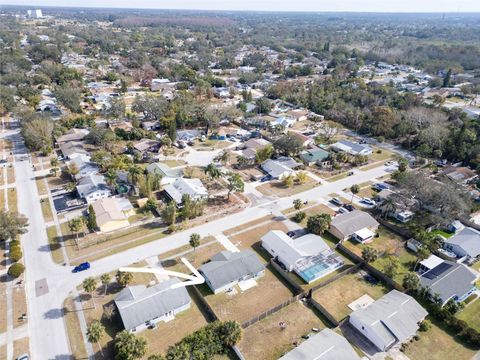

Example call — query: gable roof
[244,138,271,150]
[146,162,183,178]
[419,260,476,305]
[300,146,330,163]
[115,278,191,331]
[76,174,110,196]
[349,290,427,348]
[56,128,90,144]
[199,250,265,290]
[163,178,208,204]
[59,141,88,157]
[261,230,330,269]
[331,140,371,154]
[261,157,300,178]
[330,210,379,238]
[279,328,360,360]
[91,197,130,227]
[445,227,480,258]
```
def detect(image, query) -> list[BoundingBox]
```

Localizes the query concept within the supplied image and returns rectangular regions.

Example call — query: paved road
[2,126,389,359]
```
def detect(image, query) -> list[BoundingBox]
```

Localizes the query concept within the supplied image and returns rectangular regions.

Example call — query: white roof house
[330,140,372,156]
[163,178,208,204]
[279,328,360,360]
[443,226,480,261]
[349,290,428,352]
[262,231,344,283]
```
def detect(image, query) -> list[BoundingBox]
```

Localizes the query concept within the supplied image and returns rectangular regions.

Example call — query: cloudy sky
[2,0,480,12]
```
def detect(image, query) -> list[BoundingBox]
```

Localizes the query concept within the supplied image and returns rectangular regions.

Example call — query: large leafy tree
[114,330,147,360]
[226,173,244,200]
[0,210,28,243]
[273,133,304,157]
[116,271,133,288]
[306,213,332,235]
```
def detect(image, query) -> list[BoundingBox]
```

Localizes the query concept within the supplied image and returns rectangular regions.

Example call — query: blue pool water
[298,263,332,282]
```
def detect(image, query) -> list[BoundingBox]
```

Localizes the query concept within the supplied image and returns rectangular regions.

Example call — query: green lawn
[457,298,480,332]
[431,229,454,238]
[404,318,477,360]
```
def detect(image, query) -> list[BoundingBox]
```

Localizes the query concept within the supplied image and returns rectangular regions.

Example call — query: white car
[361,197,376,206]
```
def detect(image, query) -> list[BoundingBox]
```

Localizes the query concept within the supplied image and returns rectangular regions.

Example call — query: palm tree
[82,277,97,309]
[50,157,59,177]
[381,197,396,219]
[100,273,111,296]
[218,151,230,166]
[68,217,83,250]
[87,320,105,357]
[128,165,143,186]
[350,184,360,203]
[361,246,379,263]
[105,169,117,190]
[204,163,222,181]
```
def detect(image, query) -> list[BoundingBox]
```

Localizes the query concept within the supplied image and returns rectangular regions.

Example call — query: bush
[413,334,420,341]
[463,294,477,305]
[419,320,431,332]
[7,263,25,278]
[446,317,468,334]
[9,247,23,262]
[10,240,20,248]
[292,211,306,223]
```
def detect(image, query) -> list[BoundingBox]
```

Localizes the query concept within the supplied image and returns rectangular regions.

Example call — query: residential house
[242,138,271,151]
[279,328,360,360]
[199,250,265,294]
[163,178,208,204]
[349,290,428,352]
[441,166,478,185]
[133,139,161,154]
[91,197,134,233]
[141,121,160,131]
[262,231,343,283]
[146,163,183,185]
[150,78,176,92]
[68,157,99,181]
[289,131,314,148]
[76,174,112,204]
[59,141,90,162]
[177,129,201,142]
[299,146,330,166]
[329,210,379,242]
[418,256,477,306]
[56,128,90,144]
[443,226,480,263]
[261,157,301,180]
[285,109,309,122]
[109,121,134,133]
[330,140,372,156]
[115,278,191,333]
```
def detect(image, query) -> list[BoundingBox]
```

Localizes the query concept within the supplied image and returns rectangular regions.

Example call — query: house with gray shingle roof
[279,328,360,360]
[349,290,427,352]
[329,210,379,242]
[443,226,480,262]
[299,146,330,166]
[419,258,477,306]
[114,278,191,333]
[199,250,265,294]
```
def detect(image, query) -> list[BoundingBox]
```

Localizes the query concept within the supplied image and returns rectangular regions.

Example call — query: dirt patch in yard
[256,177,318,198]
[238,301,328,360]
[63,296,88,360]
[201,267,294,324]
[13,284,28,329]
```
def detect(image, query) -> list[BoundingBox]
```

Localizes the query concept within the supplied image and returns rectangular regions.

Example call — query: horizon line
[1,3,480,14]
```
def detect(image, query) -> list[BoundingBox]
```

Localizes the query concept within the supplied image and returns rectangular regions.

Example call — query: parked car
[287,231,296,238]
[371,182,390,191]
[347,171,354,176]
[337,207,349,214]
[260,175,272,182]
[330,197,343,207]
[344,204,355,211]
[72,262,90,273]
[361,198,376,206]
[16,354,29,360]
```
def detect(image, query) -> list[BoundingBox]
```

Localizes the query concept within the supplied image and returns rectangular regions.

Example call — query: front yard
[237,301,328,360]
[256,176,318,197]
[312,272,390,322]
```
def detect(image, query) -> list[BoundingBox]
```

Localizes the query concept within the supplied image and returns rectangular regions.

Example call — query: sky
[1,0,480,12]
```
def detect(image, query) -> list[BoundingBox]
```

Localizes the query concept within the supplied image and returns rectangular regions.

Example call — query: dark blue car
[72,262,90,273]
